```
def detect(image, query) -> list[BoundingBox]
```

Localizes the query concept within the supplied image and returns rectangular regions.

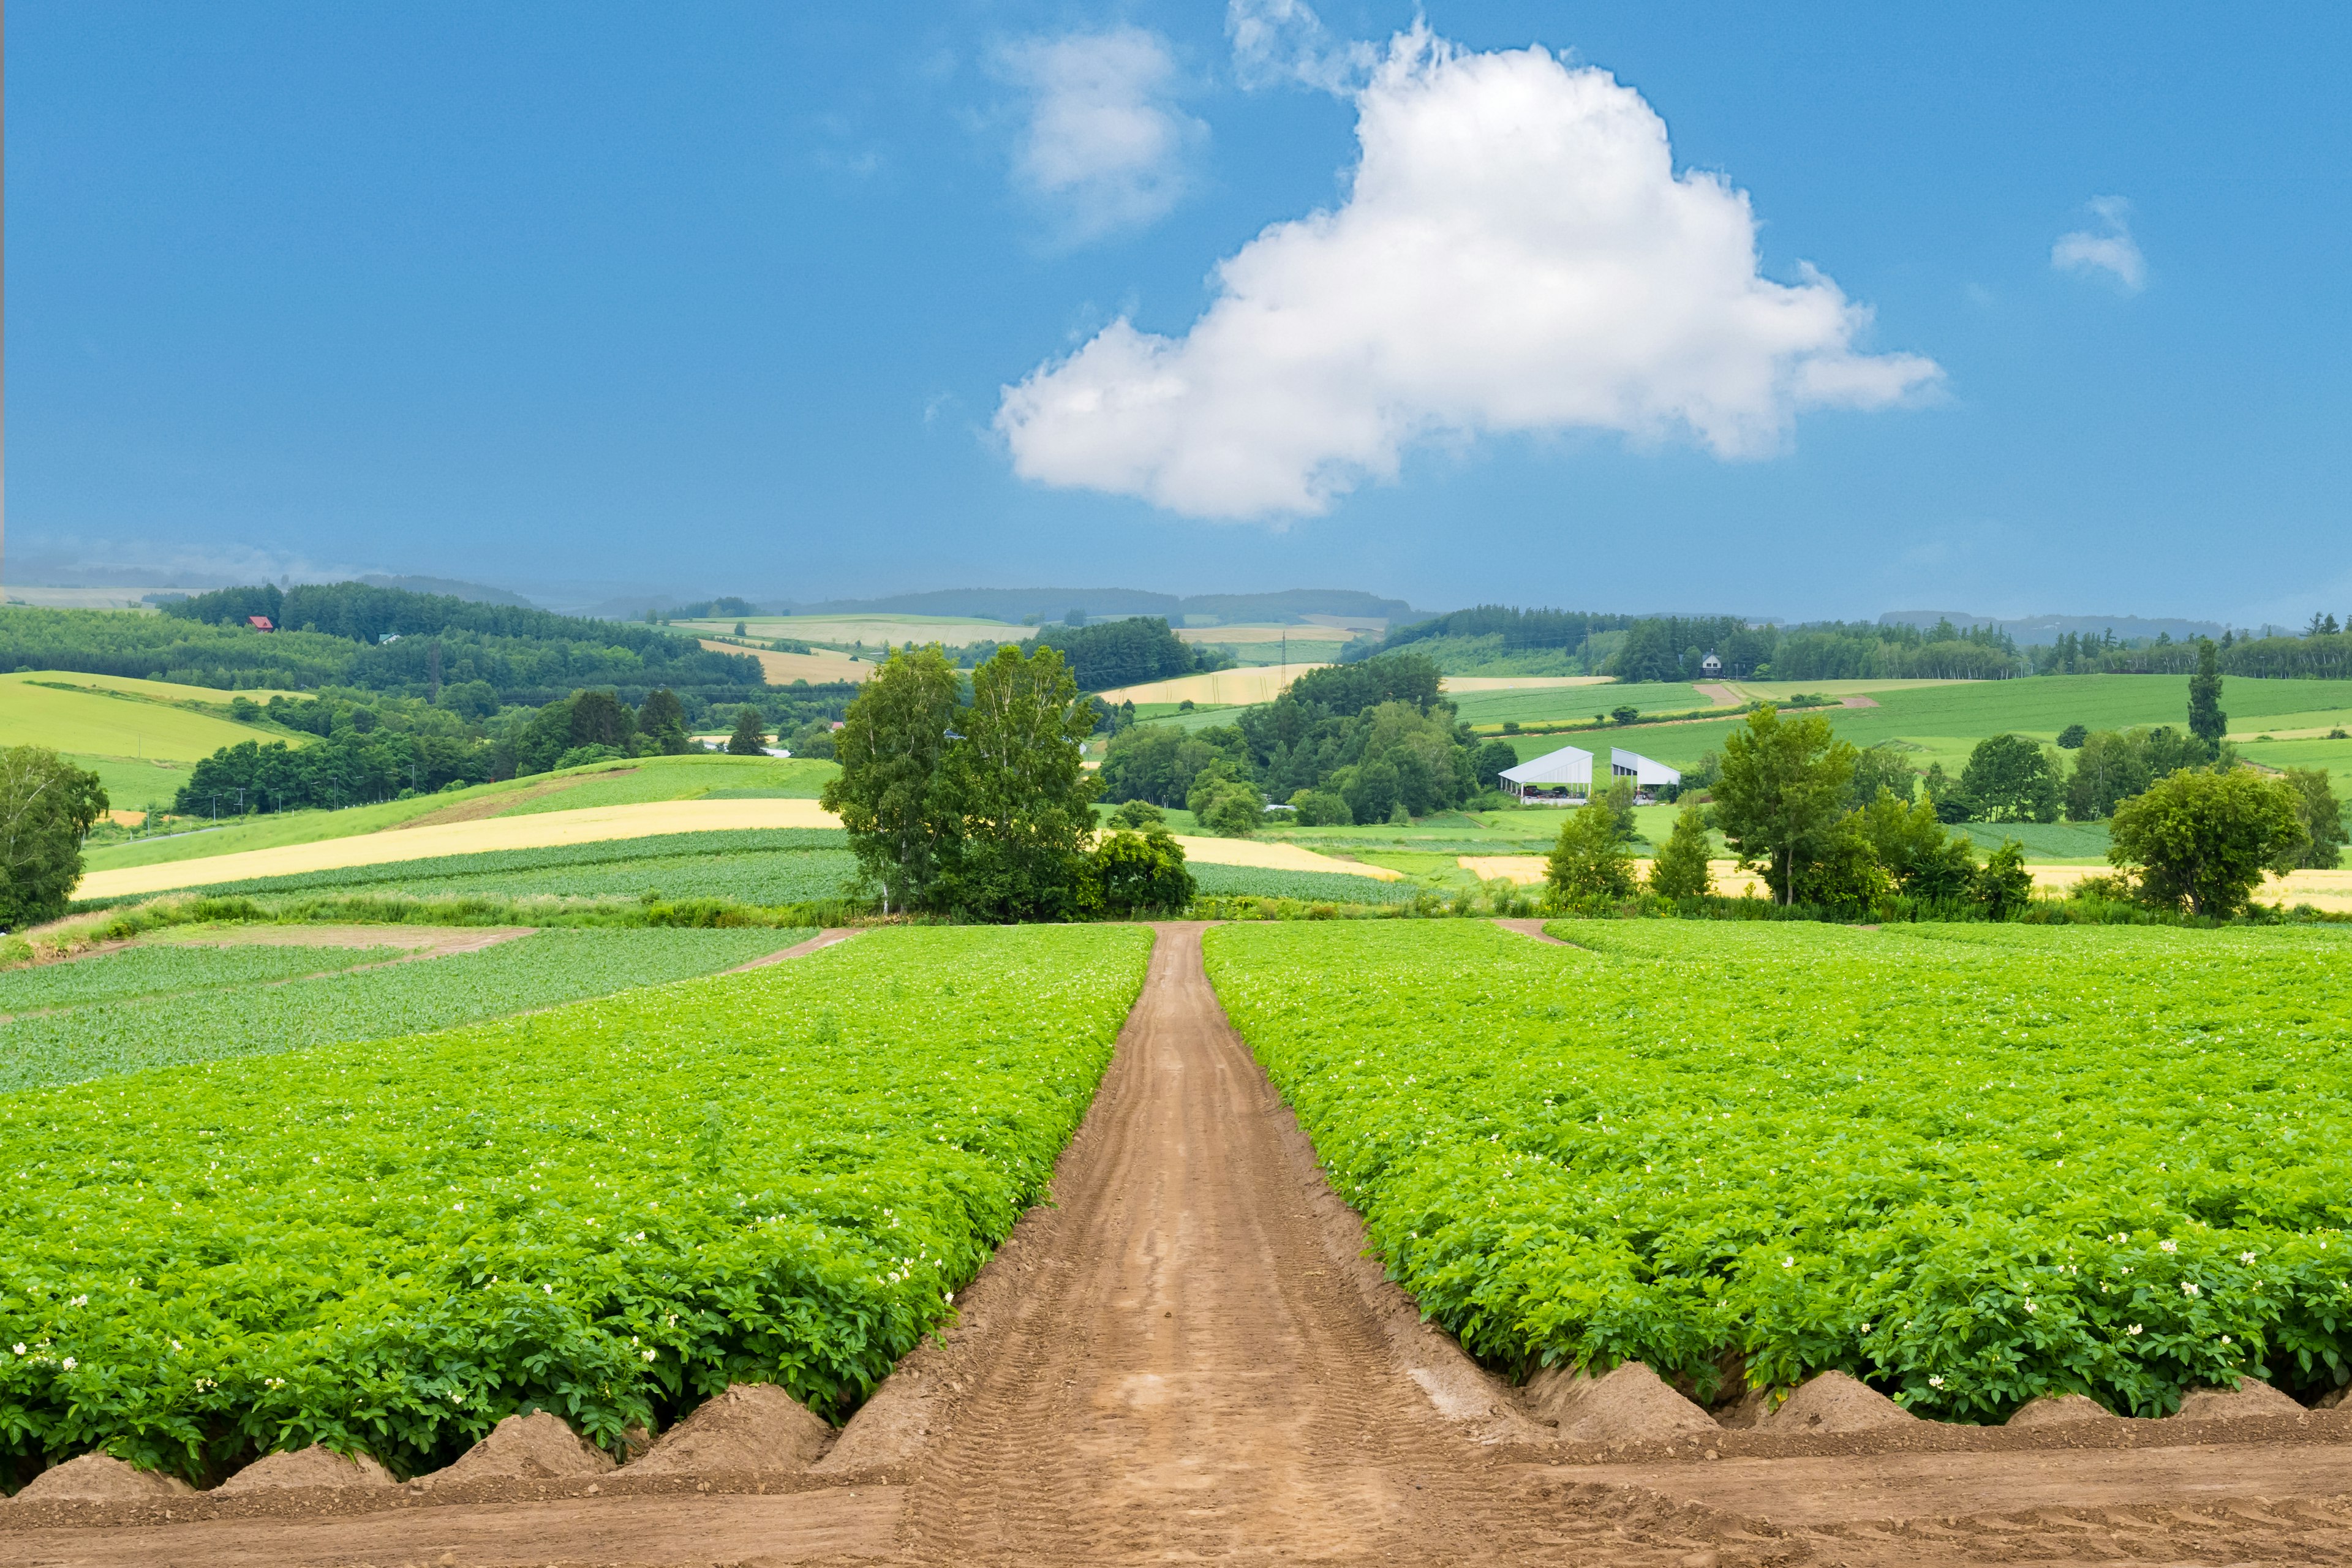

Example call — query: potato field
[1205,919,2352,1420]
[0,924,1150,1482]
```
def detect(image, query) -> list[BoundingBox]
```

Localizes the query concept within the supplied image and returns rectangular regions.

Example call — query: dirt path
[884,922,1714,1566]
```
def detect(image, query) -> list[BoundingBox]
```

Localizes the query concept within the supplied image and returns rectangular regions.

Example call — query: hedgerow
[0,924,1148,1485]
[1205,919,2352,1421]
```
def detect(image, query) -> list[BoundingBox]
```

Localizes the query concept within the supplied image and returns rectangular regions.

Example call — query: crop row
[1186,864,1420,905]
[0,928,802,1092]
[0,924,1150,1482]
[1204,919,2352,1420]
[0,941,400,1016]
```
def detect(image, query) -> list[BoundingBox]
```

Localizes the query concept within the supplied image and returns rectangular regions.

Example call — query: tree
[1199,782,1265,838]
[1711,706,1858,905]
[637,688,690,755]
[1847,743,1920,810]
[1791,813,1893,913]
[0,748,108,931]
[2281,766,2347,869]
[935,644,1101,921]
[1959,734,2062,823]
[2063,729,2154,821]
[1086,828,1196,916]
[822,646,963,914]
[2108,768,2309,917]
[1974,839,2034,919]
[725,707,771,756]
[2056,723,2089,750]
[1287,788,1352,826]
[1109,799,1165,829]
[1545,799,1637,903]
[1646,802,1714,899]
[1858,788,1977,902]
[1472,739,1520,792]
[1610,704,1640,726]
[2187,638,2228,746]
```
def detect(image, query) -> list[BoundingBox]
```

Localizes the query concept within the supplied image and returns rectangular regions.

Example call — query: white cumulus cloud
[2051,197,2146,292]
[997,28,1940,519]
[1000,28,1204,243]
[1228,0,1374,94]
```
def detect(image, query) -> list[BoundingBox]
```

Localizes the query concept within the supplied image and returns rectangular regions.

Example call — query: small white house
[1700,652,1722,676]
[1498,744,1593,803]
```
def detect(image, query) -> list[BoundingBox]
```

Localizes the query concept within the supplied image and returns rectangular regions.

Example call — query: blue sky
[10,2,2349,622]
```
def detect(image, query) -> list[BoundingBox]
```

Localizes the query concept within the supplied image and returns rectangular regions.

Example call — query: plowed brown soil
[13,921,2352,1566]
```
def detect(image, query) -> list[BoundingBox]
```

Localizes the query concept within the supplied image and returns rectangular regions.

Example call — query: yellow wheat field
[1096,663,1333,706]
[80,800,1401,900]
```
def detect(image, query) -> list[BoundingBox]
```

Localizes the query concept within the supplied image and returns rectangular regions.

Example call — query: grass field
[1449,680,1730,729]
[1096,663,1334,706]
[0,924,1148,1479]
[0,671,288,761]
[696,639,873,684]
[0,926,801,1091]
[67,753,195,813]
[1206,918,2352,1420]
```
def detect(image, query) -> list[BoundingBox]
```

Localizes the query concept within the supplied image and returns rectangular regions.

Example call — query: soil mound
[15,1453,194,1501]
[216,1444,395,1492]
[1765,1371,1918,1434]
[2175,1378,2303,1422]
[1523,1362,1718,1443]
[2007,1393,2117,1427]
[424,1411,616,1485]
[627,1383,832,1474]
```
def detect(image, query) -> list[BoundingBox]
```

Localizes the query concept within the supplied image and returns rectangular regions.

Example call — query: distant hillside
[1880,610,2234,647]
[586,587,1442,625]
[358,573,537,608]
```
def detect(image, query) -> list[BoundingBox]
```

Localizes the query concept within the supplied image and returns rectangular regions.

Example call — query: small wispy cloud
[2052,197,2146,293]
[1228,0,1374,94]
[999,28,1204,243]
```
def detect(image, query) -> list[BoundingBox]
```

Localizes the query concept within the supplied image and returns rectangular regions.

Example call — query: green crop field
[492,755,834,815]
[1188,864,1420,904]
[0,924,1147,1480]
[1205,919,2352,1422]
[1447,681,1719,729]
[0,941,400,1017]
[67,754,195,815]
[0,927,800,1091]
[0,673,289,762]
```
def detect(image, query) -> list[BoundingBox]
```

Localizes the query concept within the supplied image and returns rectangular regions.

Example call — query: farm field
[0,923,1147,1482]
[0,670,288,761]
[0,925,800,1091]
[85,754,837,873]
[674,613,1030,648]
[1205,918,2352,1422]
[1096,663,1331,706]
[1449,680,1732,730]
[695,639,872,684]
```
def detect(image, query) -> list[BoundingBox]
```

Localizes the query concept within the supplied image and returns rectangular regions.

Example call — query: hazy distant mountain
[778,587,1438,624]
[1880,609,2236,646]
[359,573,538,608]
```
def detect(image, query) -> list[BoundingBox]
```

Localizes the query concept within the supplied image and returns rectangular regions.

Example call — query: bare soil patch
[390,771,630,829]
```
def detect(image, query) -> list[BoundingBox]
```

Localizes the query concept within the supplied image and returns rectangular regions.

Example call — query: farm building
[1498,744,1593,802]
[1700,652,1722,676]
[1610,748,1681,802]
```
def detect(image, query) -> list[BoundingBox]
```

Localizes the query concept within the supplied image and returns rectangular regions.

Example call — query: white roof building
[1498,744,1593,801]
[1610,748,1682,788]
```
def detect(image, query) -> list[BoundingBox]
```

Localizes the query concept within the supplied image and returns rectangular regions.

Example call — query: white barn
[1498,744,1593,803]
[1610,748,1681,801]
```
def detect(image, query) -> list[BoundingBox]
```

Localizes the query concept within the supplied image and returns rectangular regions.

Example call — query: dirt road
[17,921,2352,1565]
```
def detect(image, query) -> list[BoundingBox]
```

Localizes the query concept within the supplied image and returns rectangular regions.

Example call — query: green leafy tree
[725,707,770,756]
[2108,768,2309,917]
[1847,743,1920,809]
[1711,705,1858,905]
[636,688,690,755]
[1085,828,1196,916]
[2063,729,2155,821]
[1959,734,2062,823]
[1974,839,2034,919]
[821,646,963,914]
[1857,788,1977,902]
[1597,776,1639,842]
[0,748,108,931]
[936,644,1101,921]
[2186,638,2228,745]
[1202,788,1265,838]
[1109,799,1165,829]
[1545,799,1637,903]
[1791,813,1894,913]
[2281,766,2347,869]
[1921,760,1972,823]
[1610,704,1640,726]
[1646,802,1714,899]
[1286,788,1353,826]
[2056,723,2089,750]
[1471,739,1520,792]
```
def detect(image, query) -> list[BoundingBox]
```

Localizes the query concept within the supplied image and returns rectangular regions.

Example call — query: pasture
[0,671,287,762]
